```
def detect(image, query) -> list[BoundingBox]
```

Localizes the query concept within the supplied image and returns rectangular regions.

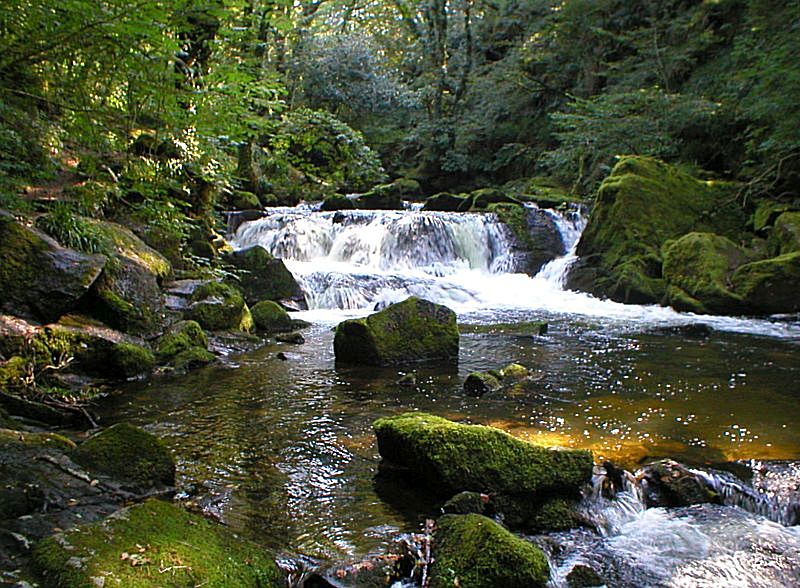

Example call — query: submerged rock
[567,156,746,304]
[334,297,458,366]
[71,423,175,491]
[154,320,213,370]
[223,245,304,307]
[30,499,283,588]
[430,514,549,588]
[0,210,106,323]
[566,564,605,588]
[638,460,719,508]
[373,412,592,501]
[463,372,502,397]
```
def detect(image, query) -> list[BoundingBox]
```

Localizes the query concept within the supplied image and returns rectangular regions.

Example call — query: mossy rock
[0,356,29,395]
[566,564,605,588]
[463,372,502,397]
[731,251,800,314]
[356,178,419,209]
[752,200,794,233]
[155,320,209,360]
[422,192,467,212]
[320,194,356,211]
[0,210,106,322]
[31,499,283,588]
[334,297,459,366]
[71,423,175,490]
[373,412,593,500]
[460,188,520,211]
[490,202,566,274]
[223,245,304,306]
[90,220,172,281]
[769,212,800,255]
[170,347,216,371]
[230,189,261,211]
[430,514,549,588]
[110,342,156,379]
[187,282,252,332]
[494,495,581,532]
[251,300,293,333]
[568,157,746,304]
[661,232,750,314]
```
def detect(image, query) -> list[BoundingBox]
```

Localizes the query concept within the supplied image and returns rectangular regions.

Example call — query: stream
[98,204,800,586]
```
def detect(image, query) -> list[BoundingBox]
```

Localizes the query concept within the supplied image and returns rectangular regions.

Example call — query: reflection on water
[98,310,800,570]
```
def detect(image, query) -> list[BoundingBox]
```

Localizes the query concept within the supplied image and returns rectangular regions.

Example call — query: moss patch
[731,251,800,314]
[111,342,156,379]
[373,412,593,500]
[430,514,549,588]
[334,297,458,366]
[251,300,292,333]
[31,499,283,588]
[71,423,175,490]
[187,282,251,332]
[769,212,800,255]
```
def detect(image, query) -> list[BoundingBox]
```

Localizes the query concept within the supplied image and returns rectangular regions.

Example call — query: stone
[187,282,253,332]
[429,514,549,588]
[637,460,718,508]
[223,246,304,307]
[229,189,261,211]
[334,297,458,366]
[356,178,420,210]
[769,211,800,255]
[422,192,467,212]
[0,210,106,323]
[31,499,283,588]
[275,332,304,344]
[463,372,502,397]
[71,423,175,490]
[490,203,565,274]
[731,251,800,314]
[251,300,293,333]
[320,194,356,211]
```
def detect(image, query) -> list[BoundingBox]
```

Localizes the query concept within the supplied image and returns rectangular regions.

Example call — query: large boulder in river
[31,499,283,588]
[187,282,254,332]
[223,245,304,307]
[567,157,746,304]
[334,297,458,365]
[661,232,751,314]
[430,514,550,588]
[373,412,592,500]
[731,251,800,314]
[87,220,171,336]
[490,202,565,274]
[0,210,106,322]
[356,178,420,209]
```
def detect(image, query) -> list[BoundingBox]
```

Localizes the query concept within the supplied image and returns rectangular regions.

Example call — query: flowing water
[99,204,800,586]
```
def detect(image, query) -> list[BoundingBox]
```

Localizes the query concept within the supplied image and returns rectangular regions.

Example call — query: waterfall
[535,204,587,288]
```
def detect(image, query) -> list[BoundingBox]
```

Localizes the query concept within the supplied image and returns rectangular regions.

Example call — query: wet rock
[154,320,213,370]
[422,192,467,212]
[490,203,565,274]
[334,297,458,366]
[187,282,253,332]
[731,251,800,314]
[460,188,520,211]
[276,331,304,344]
[566,156,746,304]
[30,499,283,588]
[649,323,714,338]
[251,300,293,333]
[320,194,356,211]
[463,372,502,397]
[396,373,417,388]
[0,210,106,323]
[430,514,549,588]
[769,211,800,255]
[222,245,304,307]
[566,564,605,588]
[229,189,261,211]
[442,491,489,515]
[373,412,593,502]
[356,178,420,210]
[71,423,175,492]
[638,460,719,508]
[227,210,266,235]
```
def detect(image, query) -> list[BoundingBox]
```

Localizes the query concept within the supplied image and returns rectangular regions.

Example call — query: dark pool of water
[96,311,800,562]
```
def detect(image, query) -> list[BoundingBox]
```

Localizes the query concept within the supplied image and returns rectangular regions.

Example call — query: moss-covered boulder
[334,297,458,366]
[0,210,106,322]
[187,282,253,332]
[463,371,502,397]
[223,245,304,306]
[320,194,356,211]
[87,220,172,336]
[731,251,800,314]
[155,320,208,358]
[459,188,520,211]
[229,189,261,211]
[71,423,175,490]
[356,178,420,210]
[373,412,593,501]
[769,212,800,255]
[251,300,293,333]
[752,200,794,233]
[430,514,549,588]
[567,157,746,304]
[422,192,468,212]
[31,499,283,588]
[661,232,750,314]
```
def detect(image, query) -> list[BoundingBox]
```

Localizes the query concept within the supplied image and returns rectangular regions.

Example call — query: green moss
[442,491,489,515]
[251,301,292,333]
[89,220,172,281]
[574,156,746,304]
[187,282,251,332]
[661,232,749,314]
[170,347,215,371]
[752,200,793,233]
[223,246,302,305]
[0,356,30,394]
[731,251,800,314]
[499,363,529,381]
[0,427,76,450]
[463,188,520,211]
[71,423,175,489]
[422,192,467,211]
[769,212,800,255]
[523,497,580,532]
[430,514,549,588]
[111,342,155,378]
[334,297,459,366]
[230,189,261,210]
[373,412,593,500]
[489,203,532,249]
[463,372,502,397]
[156,320,209,360]
[31,499,283,588]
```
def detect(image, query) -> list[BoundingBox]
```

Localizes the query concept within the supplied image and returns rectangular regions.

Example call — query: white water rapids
[230,204,800,338]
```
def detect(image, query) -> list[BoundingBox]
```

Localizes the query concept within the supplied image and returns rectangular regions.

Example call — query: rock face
[430,514,550,588]
[71,423,175,490]
[223,245,304,306]
[334,297,459,365]
[567,156,746,304]
[662,232,750,314]
[0,210,106,322]
[373,412,592,500]
[31,499,283,588]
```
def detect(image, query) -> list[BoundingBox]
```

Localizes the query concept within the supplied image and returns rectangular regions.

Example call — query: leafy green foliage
[36,203,107,253]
